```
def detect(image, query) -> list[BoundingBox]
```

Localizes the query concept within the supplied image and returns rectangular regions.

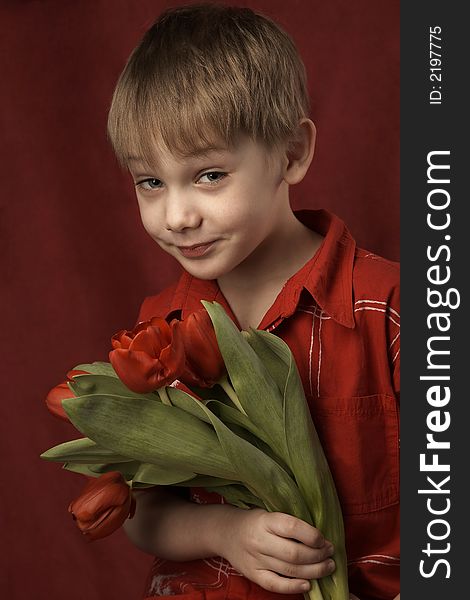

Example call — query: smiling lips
[176,241,217,258]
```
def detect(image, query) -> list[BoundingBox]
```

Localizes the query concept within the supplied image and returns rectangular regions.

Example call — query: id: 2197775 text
[429,26,443,105]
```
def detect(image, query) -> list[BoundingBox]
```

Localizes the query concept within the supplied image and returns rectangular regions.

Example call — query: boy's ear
[282,118,316,185]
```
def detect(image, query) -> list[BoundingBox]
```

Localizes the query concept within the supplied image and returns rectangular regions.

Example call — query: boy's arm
[124,486,336,595]
[123,486,234,560]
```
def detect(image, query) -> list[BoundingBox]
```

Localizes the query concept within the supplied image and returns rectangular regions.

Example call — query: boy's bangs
[110,90,240,169]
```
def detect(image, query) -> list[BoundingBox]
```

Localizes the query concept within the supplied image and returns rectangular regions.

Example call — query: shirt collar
[166,209,356,329]
[291,209,356,328]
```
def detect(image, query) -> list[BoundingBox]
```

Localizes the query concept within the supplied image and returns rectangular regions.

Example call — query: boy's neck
[217,209,323,330]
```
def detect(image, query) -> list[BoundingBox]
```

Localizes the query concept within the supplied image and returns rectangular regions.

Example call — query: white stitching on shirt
[348,554,400,567]
[355,299,400,321]
[295,301,399,398]
[351,554,400,561]
[307,310,316,395]
[179,558,242,594]
[354,306,400,328]
[389,331,400,350]
[317,309,324,397]
[349,559,400,566]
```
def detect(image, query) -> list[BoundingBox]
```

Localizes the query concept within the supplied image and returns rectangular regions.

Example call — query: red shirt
[138,210,400,600]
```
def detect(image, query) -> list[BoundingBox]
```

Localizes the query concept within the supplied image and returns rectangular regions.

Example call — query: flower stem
[218,375,248,415]
[304,581,324,600]
[158,387,172,406]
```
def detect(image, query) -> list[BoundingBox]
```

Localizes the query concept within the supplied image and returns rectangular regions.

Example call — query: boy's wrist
[203,503,242,558]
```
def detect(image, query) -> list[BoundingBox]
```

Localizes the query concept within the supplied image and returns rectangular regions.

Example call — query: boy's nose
[164,195,202,232]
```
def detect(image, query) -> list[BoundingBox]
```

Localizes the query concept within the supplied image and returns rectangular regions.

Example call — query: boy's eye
[198,171,226,184]
[136,178,162,190]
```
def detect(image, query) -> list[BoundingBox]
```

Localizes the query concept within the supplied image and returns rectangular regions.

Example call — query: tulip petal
[68,472,133,541]
[178,311,225,387]
[45,382,73,421]
[131,327,161,354]
[111,330,133,350]
[109,349,162,393]
[109,318,184,393]
[71,483,129,521]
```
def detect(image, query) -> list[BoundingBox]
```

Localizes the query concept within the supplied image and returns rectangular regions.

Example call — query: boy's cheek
[138,208,165,241]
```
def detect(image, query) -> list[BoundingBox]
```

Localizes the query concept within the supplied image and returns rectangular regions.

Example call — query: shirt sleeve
[386,276,400,398]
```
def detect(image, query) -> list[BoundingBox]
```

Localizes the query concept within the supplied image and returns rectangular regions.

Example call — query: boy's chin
[175,258,227,281]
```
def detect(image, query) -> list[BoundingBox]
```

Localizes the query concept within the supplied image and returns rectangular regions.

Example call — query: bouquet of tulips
[42,301,349,600]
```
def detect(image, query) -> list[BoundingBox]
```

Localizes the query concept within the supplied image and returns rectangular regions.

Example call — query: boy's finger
[267,512,328,548]
[261,556,336,581]
[262,535,334,565]
[256,570,311,595]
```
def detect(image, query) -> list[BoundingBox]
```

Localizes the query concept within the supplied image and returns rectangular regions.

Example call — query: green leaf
[204,484,266,509]
[90,461,141,477]
[63,460,141,480]
[243,329,289,394]
[202,302,287,456]
[207,400,293,476]
[248,330,349,600]
[69,374,159,402]
[62,462,100,477]
[62,394,237,480]
[41,437,133,464]
[175,475,238,488]
[132,462,197,486]
[206,400,266,440]
[165,386,212,424]
[167,385,311,522]
[131,482,157,489]
[73,362,118,377]
[181,383,232,405]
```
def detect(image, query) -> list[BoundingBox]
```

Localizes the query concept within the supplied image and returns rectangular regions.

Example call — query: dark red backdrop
[0,1,399,598]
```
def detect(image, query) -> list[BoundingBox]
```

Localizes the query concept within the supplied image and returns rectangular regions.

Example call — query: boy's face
[128,137,290,281]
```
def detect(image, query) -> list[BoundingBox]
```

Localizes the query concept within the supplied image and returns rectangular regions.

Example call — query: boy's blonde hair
[107,3,310,168]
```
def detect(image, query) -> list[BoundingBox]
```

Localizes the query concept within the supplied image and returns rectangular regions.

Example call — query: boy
[107,4,399,600]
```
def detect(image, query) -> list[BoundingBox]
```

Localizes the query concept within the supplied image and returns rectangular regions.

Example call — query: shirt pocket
[310,393,399,516]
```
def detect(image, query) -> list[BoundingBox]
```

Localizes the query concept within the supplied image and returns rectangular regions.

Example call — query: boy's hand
[217,507,335,595]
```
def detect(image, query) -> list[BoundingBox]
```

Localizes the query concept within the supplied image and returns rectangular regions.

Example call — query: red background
[0,1,398,598]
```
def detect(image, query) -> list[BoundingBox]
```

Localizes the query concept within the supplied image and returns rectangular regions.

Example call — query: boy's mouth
[176,241,217,258]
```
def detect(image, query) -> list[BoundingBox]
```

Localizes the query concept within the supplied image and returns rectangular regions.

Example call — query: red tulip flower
[45,369,88,421]
[109,317,185,393]
[68,471,135,542]
[178,309,226,387]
